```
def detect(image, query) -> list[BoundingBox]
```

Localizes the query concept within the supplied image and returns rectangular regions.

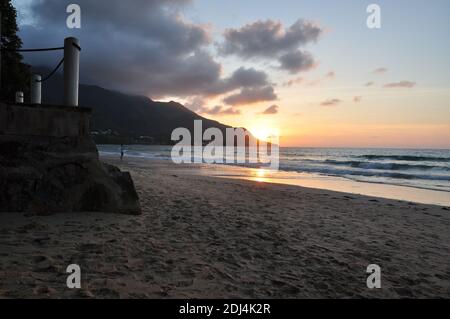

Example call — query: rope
[0,46,64,52]
[0,43,80,52]
[72,43,81,51]
[0,41,81,82]
[37,57,64,83]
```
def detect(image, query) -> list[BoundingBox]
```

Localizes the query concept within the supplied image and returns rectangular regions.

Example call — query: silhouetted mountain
[34,67,236,144]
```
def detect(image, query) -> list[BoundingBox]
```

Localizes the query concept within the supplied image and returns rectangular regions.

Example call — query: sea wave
[279,164,450,181]
[98,145,450,193]
[321,160,449,171]
[356,155,450,162]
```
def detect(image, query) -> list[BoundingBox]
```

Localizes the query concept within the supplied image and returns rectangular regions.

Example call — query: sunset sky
[13,0,450,148]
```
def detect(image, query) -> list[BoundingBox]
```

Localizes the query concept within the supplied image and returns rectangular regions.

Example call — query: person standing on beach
[120,144,124,161]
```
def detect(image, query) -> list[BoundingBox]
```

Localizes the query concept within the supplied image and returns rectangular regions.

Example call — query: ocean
[98,145,450,205]
[279,148,450,193]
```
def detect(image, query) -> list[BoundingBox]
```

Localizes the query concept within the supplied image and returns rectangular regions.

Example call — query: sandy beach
[0,156,449,298]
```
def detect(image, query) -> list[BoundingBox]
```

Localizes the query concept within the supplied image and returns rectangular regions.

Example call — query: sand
[0,156,449,298]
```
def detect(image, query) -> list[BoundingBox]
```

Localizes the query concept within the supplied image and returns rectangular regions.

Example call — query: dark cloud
[185,97,207,112]
[226,67,269,89]
[383,81,416,88]
[29,0,207,55]
[204,67,270,96]
[365,81,375,87]
[320,98,341,106]
[279,50,315,74]
[204,105,241,115]
[220,19,321,58]
[223,86,277,106]
[219,19,321,75]
[185,98,240,116]
[18,0,273,99]
[260,105,279,115]
[353,96,362,103]
[326,71,335,78]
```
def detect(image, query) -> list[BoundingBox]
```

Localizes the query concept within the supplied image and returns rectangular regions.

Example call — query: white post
[15,91,24,104]
[30,74,41,104]
[63,37,80,107]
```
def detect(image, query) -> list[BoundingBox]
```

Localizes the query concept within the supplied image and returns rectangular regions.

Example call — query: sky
[12,0,450,148]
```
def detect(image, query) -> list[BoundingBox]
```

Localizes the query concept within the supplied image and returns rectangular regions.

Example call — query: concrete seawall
[0,102,141,214]
[0,103,91,138]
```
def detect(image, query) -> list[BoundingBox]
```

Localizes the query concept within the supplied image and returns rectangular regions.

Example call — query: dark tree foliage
[0,0,30,102]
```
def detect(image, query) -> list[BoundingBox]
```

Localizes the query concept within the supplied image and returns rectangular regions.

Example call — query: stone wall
[0,103,90,138]
[0,103,141,215]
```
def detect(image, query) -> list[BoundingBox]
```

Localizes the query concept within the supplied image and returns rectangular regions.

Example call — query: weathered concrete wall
[0,102,141,214]
[0,103,90,137]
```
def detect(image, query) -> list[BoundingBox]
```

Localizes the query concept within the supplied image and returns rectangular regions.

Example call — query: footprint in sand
[176,279,194,287]
[33,255,59,273]
[33,237,51,245]
[76,243,104,254]
[33,286,57,296]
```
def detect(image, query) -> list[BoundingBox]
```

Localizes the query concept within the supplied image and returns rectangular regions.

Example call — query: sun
[250,127,271,141]
[248,121,280,142]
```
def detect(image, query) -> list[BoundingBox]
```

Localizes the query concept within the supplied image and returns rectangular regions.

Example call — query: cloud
[373,67,388,74]
[185,98,240,116]
[204,67,270,96]
[226,67,269,88]
[279,50,316,74]
[283,77,304,87]
[326,71,336,78]
[185,96,208,113]
[283,70,334,87]
[260,105,279,115]
[365,81,375,87]
[204,105,241,115]
[353,96,362,103]
[283,76,322,87]
[224,86,277,106]
[383,81,416,88]
[29,0,209,53]
[320,98,341,106]
[18,0,275,100]
[220,19,321,58]
[219,19,322,75]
